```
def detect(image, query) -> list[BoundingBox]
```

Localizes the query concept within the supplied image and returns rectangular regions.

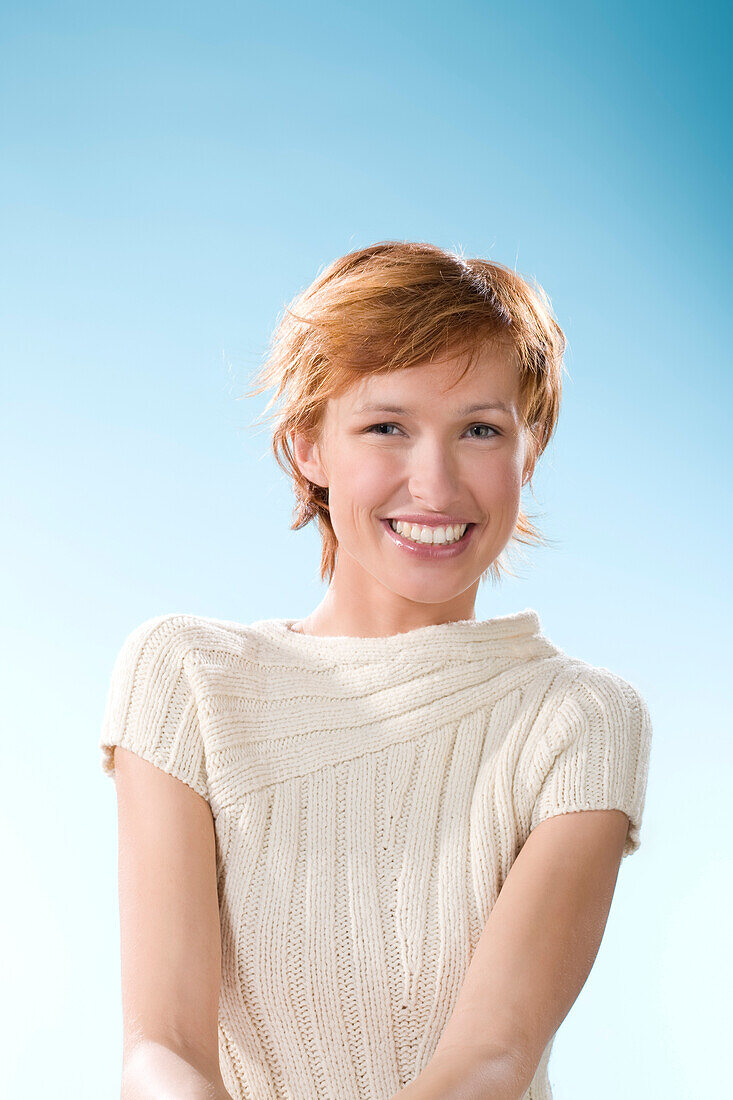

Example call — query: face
[293,344,537,635]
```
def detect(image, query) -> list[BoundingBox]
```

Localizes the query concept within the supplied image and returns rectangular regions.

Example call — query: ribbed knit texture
[99,609,653,1100]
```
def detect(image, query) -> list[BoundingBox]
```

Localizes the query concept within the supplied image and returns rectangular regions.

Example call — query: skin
[114,747,232,1099]
[292,343,538,638]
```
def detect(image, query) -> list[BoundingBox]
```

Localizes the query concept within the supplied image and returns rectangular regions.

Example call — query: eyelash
[364,422,500,440]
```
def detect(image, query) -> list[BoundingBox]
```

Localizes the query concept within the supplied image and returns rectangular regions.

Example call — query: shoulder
[107,614,194,681]
[515,650,651,732]
[517,654,653,778]
[555,658,652,734]
[519,637,650,720]
[527,659,654,800]
[111,611,251,667]
[520,657,654,858]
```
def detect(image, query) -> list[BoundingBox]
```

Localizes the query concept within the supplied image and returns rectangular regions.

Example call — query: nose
[405,439,462,513]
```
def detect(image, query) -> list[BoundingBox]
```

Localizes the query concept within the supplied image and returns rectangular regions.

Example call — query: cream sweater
[99,608,653,1100]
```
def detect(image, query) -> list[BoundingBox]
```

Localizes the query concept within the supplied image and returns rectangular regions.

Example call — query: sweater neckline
[251,607,543,657]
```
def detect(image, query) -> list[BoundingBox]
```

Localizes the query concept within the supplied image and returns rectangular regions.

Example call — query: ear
[522,428,539,486]
[293,431,329,489]
[523,456,537,486]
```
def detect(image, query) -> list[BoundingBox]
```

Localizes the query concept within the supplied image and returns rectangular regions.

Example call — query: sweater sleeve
[528,666,653,858]
[98,614,210,803]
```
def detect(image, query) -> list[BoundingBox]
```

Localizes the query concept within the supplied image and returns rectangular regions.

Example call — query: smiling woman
[289,333,537,617]
[242,239,566,617]
[100,240,653,1100]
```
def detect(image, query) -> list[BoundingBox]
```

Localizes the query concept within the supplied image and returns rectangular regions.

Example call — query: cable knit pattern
[99,609,653,1100]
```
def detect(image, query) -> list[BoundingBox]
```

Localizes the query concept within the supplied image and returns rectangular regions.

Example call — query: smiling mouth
[380,517,477,557]
[386,518,473,545]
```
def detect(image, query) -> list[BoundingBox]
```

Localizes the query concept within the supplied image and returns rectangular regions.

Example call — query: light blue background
[2,2,730,1096]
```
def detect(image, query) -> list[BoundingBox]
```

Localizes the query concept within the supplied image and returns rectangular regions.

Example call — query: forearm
[121,1039,233,1099]
[391,1043,534,1100]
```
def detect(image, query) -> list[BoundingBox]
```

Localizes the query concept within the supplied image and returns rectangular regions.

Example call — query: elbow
[458,1043,539,1100]
[396,1042,538,1100]
[121,1039,232,1100]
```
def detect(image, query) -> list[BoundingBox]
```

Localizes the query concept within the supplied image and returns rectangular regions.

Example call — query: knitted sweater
[99,608,653,1100]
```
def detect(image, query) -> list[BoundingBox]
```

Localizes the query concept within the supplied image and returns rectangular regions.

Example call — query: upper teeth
[389,520,468,544]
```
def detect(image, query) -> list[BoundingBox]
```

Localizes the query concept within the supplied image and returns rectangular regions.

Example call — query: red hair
[241,240,567,585]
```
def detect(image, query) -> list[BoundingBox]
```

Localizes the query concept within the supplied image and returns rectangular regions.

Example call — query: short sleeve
[529,667,653,858]
[99,614,210,803]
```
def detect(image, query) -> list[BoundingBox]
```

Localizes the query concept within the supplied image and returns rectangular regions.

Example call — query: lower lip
[380,519,477,560]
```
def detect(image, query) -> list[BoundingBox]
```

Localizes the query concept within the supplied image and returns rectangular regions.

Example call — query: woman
[100,241,653,1100]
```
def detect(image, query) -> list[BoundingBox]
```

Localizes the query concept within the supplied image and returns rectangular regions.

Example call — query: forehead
[336,344,521,415]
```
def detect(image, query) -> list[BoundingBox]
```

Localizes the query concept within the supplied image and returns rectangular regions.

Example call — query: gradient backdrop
[2,1,730,1097]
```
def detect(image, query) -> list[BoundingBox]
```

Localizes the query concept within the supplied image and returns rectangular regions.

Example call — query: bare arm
[121,1039,233,1098]
[392,1043,529,1100]
[391,808,630,1100]
[113,746,232,1099]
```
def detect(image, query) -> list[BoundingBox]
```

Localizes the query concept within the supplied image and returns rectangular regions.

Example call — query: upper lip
[383,514,476,526]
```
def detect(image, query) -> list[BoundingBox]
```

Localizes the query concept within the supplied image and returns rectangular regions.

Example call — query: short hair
[242,240,568,586]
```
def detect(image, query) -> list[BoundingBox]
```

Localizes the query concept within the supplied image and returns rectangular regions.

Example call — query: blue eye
[366,423,400,435]
[467,423,499,439]
[365,423,499,439]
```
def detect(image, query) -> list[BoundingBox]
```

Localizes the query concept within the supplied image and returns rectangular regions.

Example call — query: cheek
[475,453,523,500]
[325,451,394,519]
[333,448,396,507]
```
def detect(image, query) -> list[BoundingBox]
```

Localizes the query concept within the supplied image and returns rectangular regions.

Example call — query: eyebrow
[352,401,513,416]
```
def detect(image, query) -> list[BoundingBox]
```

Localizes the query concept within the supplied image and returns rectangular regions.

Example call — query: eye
[365,423,401,436]
[466,423,500,439]
[364,422,500,439]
